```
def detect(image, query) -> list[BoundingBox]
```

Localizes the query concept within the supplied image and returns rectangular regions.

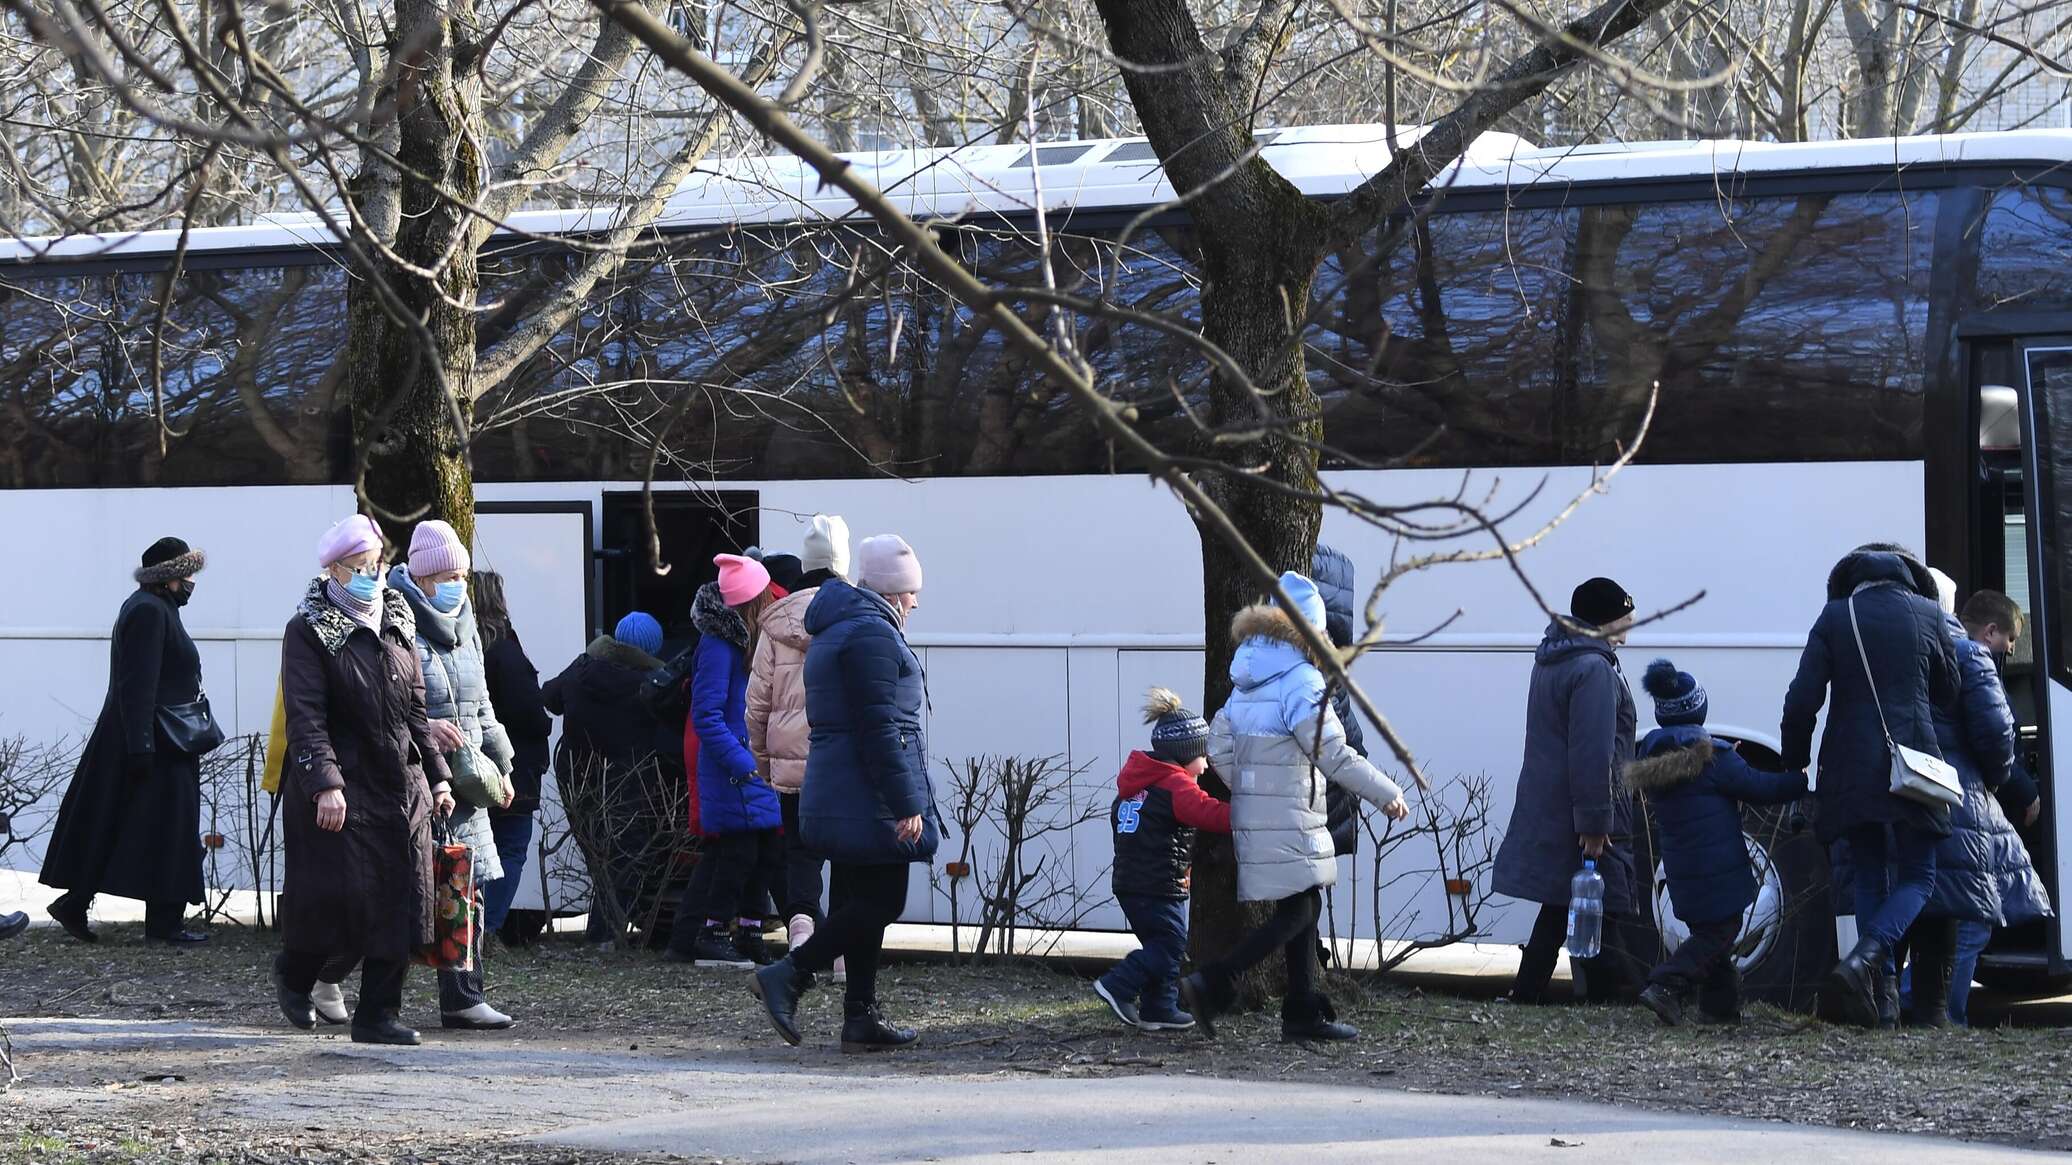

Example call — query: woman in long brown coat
[273,514,454,1047]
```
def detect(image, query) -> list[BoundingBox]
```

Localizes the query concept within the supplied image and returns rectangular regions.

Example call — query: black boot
[0,911,28,940]
[750,957,814,1046]
[1905,920,1956,1029]
[840,1000,918,1054]
[1281,992,1358,1043]
[47,895,97,944]
[272,954,317,1031]
[1639,983,1687,1027]
[1825,937,1884,1029]
[1178,972,1222,1038]
[733,924,774,967]
[350,1016,421,1046]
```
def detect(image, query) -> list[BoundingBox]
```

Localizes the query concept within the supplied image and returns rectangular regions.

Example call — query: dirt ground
[3,924,2069,1162]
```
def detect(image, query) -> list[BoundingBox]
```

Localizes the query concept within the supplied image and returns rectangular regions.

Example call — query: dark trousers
[790,861,909,1005]
[280,949,407,1030]
[1513,902,1639,1003]
[54,891,190,938]
[1849,822,1938,950]
[1648,914,1742,1017]
[481,814,535,935]
[320,936,489,1015]
[670,828,784,951]
[1199,888,1321,1016]
[1101,894,1189,1017]
[779,792,826,923]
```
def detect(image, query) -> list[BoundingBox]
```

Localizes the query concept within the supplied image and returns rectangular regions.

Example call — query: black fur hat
[135,537,205,584]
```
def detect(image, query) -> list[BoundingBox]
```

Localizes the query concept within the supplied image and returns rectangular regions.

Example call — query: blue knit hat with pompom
[1643,658,1707,727]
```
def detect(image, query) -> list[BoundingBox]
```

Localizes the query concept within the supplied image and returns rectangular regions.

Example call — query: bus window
[2027,346,2072,687]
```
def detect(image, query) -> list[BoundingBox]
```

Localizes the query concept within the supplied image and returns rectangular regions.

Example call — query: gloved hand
[125,752,154,782]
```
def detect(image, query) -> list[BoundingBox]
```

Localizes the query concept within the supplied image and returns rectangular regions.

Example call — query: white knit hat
[803,514,851,579]
[856,534,922,595]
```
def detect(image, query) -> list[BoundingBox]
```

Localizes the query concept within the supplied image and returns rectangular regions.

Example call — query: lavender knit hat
[407,519,470,577]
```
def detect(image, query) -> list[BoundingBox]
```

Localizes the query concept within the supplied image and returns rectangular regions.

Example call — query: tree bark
[347,0,484,549]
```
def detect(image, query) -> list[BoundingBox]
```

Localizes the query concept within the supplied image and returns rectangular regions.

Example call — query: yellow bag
[261,679,288,795]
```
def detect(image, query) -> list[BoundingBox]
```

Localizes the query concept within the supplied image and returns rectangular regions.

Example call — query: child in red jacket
[1093,689,1232,1031]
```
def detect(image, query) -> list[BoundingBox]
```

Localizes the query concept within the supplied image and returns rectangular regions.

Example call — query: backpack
[638,645,696,725]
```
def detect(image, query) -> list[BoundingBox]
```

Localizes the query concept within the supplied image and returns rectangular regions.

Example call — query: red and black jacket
[1110,751,1232,899]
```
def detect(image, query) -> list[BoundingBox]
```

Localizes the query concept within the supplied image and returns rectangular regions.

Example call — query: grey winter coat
[1206,604,1403,902]
[391,566,512,883]
[1780,550,1958,844]
[1492,622,1639,914]
[1925,616,2052,926]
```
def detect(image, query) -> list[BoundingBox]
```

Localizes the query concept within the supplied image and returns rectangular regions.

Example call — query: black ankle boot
[272,954,317,1031]
[1178,972,1224,1038]
[840,1000,917,1054]
[750,957,814,1046]
[1905,921,1955,1029]
[1280,991,1358,1043]
[350,1016,421,1046]
[1825,937,1885,1028]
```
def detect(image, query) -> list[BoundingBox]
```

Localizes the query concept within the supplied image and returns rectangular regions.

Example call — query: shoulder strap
[1846,595,1898,749]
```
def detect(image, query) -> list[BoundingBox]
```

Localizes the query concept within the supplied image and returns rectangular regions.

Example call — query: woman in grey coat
[385,520,517,1030]
[1494,578,1640,1004]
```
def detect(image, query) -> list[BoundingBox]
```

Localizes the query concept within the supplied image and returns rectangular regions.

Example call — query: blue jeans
[1849,823,1938,950]
[481,814,536,935]
[1949,920,1991,1026]
[1101,895,1189,1019]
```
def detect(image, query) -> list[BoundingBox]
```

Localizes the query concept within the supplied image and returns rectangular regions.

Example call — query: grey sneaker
[1093,978,1140,1028]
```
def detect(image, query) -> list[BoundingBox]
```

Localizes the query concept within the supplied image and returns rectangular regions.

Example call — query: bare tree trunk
[347,0,485,547]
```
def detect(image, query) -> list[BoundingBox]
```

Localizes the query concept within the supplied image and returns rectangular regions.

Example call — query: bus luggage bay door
[2017,342,2072,972]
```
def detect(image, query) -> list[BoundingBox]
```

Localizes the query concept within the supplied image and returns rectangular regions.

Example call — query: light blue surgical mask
[431,579,467,612]
[343,568,381,603]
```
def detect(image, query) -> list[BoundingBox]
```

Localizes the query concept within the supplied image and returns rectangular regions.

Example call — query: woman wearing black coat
[1780,545,1959,1028]
[474,571,554,939]
[41,537,218,945]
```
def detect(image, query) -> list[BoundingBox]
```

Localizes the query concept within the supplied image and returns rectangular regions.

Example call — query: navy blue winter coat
[689,583,782,835]
[1625,725,1809,925]
[798,579,940,865]
[1780,550,1958,844]
[1925,616,2053,926]
[1312,544,1367,856]
[1492,623,1639,913]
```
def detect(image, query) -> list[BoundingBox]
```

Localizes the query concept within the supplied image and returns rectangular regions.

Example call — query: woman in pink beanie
[667,552,786,968]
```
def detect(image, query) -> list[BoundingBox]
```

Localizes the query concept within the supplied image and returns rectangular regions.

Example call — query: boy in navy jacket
[1627,660,1808,1026]
[1093,689,1232,1032]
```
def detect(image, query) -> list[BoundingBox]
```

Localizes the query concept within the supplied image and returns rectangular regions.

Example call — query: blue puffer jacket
[1780,550,1959,844]
[1625,725,1809,925]
[799,579,939,864]
[688,583,781,835]
[1925,617,2053,926]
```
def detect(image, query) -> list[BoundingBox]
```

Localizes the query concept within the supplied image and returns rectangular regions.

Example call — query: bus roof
[9,124,2071,263]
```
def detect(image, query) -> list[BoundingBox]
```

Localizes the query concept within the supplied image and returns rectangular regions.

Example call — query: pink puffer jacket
[747,587,816,794]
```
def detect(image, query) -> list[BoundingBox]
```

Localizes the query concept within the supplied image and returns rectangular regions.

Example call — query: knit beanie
[714,553,772,607]
[614,611,663,656]
[407,519,470,577]
[135,536,205,584]
[857,534,923,595]
[762,553,806,593]
[317,514,383,568]
[1272,570,1328,633]
[1571,577,1634,628]
[803,514,851,579]
[1642,658,1708,727]
[1143,688,1210,764]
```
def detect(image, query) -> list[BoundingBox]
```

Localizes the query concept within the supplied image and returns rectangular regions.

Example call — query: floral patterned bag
[415,818,477,972]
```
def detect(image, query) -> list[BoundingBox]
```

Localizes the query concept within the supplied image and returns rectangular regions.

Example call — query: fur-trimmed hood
[297,576,415,655]
[1229,603,1328,662]
[692,581,749,649]
[1623,737,1715,794]
[585,633,663,672]
[135,548,205,584]
[1827,548,1937,602]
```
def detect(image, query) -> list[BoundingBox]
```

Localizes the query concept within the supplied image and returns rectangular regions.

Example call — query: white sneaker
[310,980,351,1026]
[831,956,847,985]
[441,1002,516,1030]
[787,913,815,950]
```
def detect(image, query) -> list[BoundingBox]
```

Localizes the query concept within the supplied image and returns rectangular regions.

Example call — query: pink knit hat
[407,519,470,577]
[714,553,771,607]
[317,514,383,568]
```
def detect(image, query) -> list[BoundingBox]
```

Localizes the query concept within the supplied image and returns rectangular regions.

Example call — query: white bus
[5,124,2072,1003]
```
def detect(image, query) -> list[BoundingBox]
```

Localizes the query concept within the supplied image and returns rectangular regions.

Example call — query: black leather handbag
[157,691,226,756]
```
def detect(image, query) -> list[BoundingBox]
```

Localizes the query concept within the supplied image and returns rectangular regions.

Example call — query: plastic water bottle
[1566,859,1604,959]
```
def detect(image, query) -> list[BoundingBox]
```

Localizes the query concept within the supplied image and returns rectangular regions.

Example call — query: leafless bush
[551,752,700,948]
[933,753,1107,965]
[193,734,279,926]
[1361,772,1499,973]
[0,734,72,868]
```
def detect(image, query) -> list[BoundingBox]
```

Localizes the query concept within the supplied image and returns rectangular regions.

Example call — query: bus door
[2006,339,2072,978]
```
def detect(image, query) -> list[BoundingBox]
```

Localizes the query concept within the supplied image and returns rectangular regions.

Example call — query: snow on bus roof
[7,124,2071,263]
